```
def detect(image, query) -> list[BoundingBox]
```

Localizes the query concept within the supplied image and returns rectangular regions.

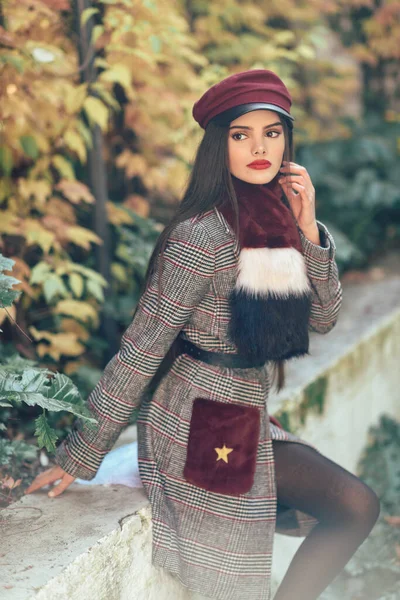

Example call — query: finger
[24,467,65,494]
[291,181,309,200]
[48,475,75,498]
[279,179,301,197]
[282,161,304,170]
[291,182,306,196]
[280,165,310,183]
[281,174,306,186]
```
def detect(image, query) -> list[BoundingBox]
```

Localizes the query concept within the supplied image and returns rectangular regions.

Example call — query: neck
[219,174,302,251]
[231,173,282,201]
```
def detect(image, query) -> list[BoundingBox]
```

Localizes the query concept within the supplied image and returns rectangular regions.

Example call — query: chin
[239,170,278,184]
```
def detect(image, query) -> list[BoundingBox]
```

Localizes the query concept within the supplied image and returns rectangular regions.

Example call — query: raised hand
[278,161,317,234]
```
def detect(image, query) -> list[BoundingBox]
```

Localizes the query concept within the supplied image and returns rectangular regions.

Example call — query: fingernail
[48,491,55,497]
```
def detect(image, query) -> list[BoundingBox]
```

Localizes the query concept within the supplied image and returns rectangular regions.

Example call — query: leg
[272,440,380,600]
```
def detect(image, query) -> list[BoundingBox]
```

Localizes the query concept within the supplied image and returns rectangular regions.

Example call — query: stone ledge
[1,275,400,600]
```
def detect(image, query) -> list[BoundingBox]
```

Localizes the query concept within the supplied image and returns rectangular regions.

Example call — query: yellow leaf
[64,83,88,115]
[33,132,51,154]
[35,332,86,361]
[56,180,95,204]
[64,130,87,163]
[0,304,16,328]
[44,198,76,223]
[131,48,156,67]
[66,225,102,249]
[296,44,316,60]
[92,25,104,45]
[107,201,135,226]
[99,65,132,92]
[18,179,51,208]
[69,272,84,297]
[54,299,98,325]
[111,262,127,283]
[83,96,109,131]
[0,210,20,235]
[52,155,75,180]
[115,150,147,178]
[23,219,55,253]
[64,360,86,375]
[91,83,120,110]
[60,317,90,342]
[81,7,99,27]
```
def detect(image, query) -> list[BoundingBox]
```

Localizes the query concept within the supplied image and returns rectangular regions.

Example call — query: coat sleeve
[298,220,343,334]
[56,219,215,480]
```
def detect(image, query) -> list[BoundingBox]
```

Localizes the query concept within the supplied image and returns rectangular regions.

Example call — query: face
[227,109,285,184]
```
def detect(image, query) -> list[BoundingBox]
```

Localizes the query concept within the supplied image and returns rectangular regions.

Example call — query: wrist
[301,223,320,245]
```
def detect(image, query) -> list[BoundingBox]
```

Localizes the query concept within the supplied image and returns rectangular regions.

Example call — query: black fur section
[227,289,312,362]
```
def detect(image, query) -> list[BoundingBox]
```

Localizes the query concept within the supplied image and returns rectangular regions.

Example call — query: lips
[247,160,271,170]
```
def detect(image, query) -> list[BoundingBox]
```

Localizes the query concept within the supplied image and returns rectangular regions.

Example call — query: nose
[253,138,268,155]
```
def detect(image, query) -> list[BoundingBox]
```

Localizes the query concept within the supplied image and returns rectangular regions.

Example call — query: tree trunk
[73,0,119,361]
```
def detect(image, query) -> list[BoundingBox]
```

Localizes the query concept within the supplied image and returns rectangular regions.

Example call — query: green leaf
[71,264,108,286]
[30,261,52,285]
[0,254,16,274]
[0,369,97,423]
[0,53,25,73]
[43,274,68,303]
[76,120,93,149]
[34,413,59,453]
[0,145,13,176]
[19,136,39,160]
[87,278,104,302]
[149,35,162,53]
[0,253,21,307]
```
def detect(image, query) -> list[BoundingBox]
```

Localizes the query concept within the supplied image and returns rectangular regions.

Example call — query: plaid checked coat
[56,207,343,600]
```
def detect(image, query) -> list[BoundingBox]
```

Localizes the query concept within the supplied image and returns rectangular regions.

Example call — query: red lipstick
[247,160,271,170]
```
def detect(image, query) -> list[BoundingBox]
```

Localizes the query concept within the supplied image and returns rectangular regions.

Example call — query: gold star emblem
[214,443,234,463]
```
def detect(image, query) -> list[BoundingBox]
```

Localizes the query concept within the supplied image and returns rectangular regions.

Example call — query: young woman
[26,69,380,600]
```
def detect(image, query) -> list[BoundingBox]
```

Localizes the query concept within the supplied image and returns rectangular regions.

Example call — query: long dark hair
[138,113,294,393]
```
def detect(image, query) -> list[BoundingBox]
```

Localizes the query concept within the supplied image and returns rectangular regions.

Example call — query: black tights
[272,440,381,600]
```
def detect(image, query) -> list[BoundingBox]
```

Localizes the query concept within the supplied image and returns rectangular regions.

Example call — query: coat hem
[151,549,271,600]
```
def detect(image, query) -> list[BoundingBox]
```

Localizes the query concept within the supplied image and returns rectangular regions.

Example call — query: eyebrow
[229,121,282,130]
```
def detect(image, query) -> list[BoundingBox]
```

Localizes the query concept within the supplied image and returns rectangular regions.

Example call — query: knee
[340,481,381,534]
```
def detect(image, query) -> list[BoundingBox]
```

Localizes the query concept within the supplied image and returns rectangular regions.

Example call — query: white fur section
[236,247,311,297]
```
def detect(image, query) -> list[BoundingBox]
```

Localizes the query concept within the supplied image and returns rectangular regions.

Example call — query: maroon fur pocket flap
[183,398,261,496]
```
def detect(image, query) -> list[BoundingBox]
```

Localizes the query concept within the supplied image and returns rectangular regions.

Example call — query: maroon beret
[192,69,294,130]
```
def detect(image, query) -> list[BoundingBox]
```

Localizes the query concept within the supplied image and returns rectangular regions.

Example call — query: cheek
[228,141,246,166]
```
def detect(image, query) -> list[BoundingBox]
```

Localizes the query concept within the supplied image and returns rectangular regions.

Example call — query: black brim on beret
[210,103,295,127]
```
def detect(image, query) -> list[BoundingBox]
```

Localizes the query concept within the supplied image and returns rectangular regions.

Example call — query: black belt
[176,336,266,369]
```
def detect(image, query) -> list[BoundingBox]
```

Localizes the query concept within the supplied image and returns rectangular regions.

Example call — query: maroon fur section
[219,173,303,252]
[183,398,261,496]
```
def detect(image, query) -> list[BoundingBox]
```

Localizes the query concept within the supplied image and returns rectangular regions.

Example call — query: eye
[266,130,281,138]
[231,130,281,141]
